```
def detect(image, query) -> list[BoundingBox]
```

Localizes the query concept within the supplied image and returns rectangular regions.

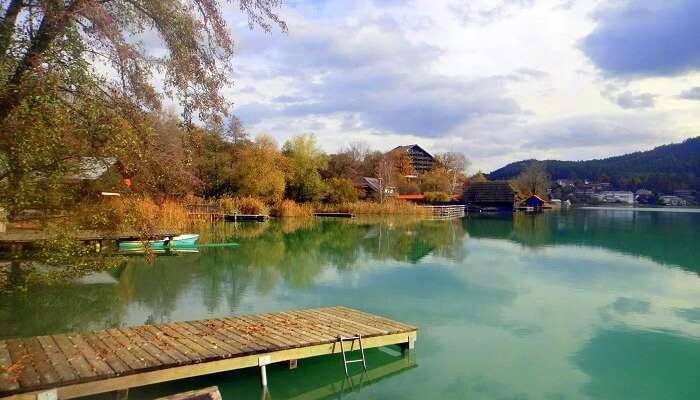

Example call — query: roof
[359,177,382,192]
[398,194,425,200]
[74,157,118,180]
[389,144,433,159]
[464,181,515,203]
[526,194,547,203]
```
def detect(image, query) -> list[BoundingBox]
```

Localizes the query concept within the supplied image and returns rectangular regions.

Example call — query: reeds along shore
[82,197,431,231]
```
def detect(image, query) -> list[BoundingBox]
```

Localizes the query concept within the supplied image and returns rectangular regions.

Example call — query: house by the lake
[521,194,546,210]
[659,195,687,206]
[66,157,130,197]
[463,181,516,212]
[390,144,435,175]
[599,191,634,204]
[357,177,397,200]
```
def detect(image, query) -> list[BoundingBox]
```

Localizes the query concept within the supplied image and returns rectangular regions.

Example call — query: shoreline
[577,206,700,213]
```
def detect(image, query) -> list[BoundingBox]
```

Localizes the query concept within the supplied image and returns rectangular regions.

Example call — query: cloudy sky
[222,0,700,172]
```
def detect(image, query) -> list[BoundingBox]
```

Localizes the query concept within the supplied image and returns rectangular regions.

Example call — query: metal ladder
[338,334,367,376]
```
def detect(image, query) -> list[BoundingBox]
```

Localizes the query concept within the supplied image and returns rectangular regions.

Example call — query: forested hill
[488,137,700,192]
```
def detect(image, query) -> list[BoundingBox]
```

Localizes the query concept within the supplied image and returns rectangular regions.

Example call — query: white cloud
[223,0,700,171]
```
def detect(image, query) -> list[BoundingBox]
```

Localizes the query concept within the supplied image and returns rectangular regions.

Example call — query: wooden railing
[186,204,268,222]
[420,204,466,219]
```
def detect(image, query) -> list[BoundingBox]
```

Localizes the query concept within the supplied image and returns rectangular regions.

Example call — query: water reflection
[3,210,700,399]
[122,348,416,400]
[465,210,700,273]
[0,218,468,338]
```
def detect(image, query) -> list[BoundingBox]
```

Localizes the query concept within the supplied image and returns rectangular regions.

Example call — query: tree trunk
[0,0,87,124]
[0,0,23,56]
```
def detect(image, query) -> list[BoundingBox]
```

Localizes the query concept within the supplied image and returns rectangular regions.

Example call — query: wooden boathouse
[0,307,417,400]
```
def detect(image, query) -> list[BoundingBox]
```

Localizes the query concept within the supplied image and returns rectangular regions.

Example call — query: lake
[2,209,700,399]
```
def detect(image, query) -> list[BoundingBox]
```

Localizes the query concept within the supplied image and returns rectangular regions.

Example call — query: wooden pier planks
[0,307,417,400]
[0,230,179,244]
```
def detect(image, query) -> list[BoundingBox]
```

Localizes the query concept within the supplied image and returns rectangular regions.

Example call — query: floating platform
[0,307,417,400]
[222,214,268,222]
[313,213,354,218]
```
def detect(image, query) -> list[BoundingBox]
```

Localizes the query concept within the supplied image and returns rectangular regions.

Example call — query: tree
[435,152,469,194]
[392,151,415,177]
[325,177,359,204]
[514,161,550,196]
[325,153,360,180]
[420,167,451,193]
[225,116,249,145]
[282,134,327,202]
[469,172,488,183]
[360,150,385,178]
[324,142,371,180]
[229,135,287,203]
[375,155,395,203]
[0,0,286,127]
[190,124,233,197]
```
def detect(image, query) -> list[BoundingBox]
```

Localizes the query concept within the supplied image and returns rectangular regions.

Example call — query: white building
[600,191,634,204]
[659,195,687,206]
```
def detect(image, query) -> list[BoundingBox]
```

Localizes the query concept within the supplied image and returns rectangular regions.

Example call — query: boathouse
[522,194,546,209]
[463,181,516,212]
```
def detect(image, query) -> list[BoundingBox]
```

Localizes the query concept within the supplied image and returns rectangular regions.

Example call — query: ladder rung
[338,334,367,376]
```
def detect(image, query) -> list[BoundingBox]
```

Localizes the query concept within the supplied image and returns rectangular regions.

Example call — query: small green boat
[119,234,199,250]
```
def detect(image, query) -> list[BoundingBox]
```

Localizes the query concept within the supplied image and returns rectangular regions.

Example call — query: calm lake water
[2,209,700,399]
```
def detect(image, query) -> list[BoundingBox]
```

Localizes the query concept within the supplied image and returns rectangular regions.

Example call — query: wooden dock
[0,307,417,400]
[187,204,268,222]
[0,230,179,245]
[0,230,180,254]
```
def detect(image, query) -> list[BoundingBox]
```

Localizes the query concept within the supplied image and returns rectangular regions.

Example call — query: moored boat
[119,234,200,250]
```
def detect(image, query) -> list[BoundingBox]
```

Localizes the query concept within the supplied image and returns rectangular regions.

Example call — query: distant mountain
[488,137,700,192]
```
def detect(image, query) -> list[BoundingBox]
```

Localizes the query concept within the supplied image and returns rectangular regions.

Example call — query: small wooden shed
[522,194,546,209]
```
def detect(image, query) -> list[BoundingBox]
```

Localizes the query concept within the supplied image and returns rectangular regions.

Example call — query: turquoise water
[2,209,700,399]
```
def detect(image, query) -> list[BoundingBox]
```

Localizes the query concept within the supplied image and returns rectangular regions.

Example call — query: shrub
[316,199,429,215]
[420,168,451,193]
[235,197,269,215]
[424,191,452,202]
[397,179,420,195]
[217,196,270,215]
[273,199,315,217]
[218,196,240,214]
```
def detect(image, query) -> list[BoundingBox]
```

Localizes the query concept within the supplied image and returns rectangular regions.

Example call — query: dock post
[260,365,267,387]
[400,337,416,353]
[10,243,21,257]
[114,388,129,400]
[258,355,271,387]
